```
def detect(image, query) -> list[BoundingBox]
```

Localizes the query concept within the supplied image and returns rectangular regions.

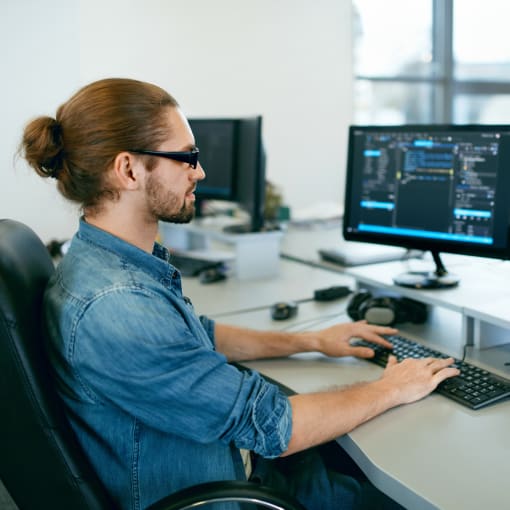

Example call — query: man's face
[143,108,205,224]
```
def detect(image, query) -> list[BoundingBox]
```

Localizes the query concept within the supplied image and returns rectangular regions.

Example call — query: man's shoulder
[57,238,152,297]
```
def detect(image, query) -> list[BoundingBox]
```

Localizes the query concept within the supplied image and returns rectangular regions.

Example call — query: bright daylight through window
[352,0,510,124]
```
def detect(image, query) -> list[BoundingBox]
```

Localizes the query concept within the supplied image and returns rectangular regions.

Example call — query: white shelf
[345,256,510,378]
[159,220,283,280]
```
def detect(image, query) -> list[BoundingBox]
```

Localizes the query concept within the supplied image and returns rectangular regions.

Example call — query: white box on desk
[159,222,283,280]
[229,229,283,280]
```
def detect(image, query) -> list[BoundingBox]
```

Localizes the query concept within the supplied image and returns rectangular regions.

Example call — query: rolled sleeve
[247,381,292,458]
[71,287,292,458]
[199,315,216,344]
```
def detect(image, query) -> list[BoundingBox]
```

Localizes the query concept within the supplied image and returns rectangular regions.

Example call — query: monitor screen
[188,118,238,214]
[189,115,267,233]
[343,124,510,288]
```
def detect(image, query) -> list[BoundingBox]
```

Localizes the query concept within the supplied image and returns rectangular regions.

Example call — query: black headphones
[347,289,428,326]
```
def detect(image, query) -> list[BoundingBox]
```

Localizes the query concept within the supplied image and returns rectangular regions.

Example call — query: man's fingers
[385,354,398,367]
[349,346,377,359]
[427,357,458,372]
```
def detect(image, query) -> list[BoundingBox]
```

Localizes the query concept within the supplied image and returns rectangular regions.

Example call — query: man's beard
[159,204,194,224]
[146,173,195,224]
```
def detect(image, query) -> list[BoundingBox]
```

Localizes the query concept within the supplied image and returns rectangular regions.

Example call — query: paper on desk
[290,202,343,222]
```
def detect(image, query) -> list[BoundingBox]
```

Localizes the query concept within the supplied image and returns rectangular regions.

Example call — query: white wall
[1,0,81,242]
[1,0,352,242]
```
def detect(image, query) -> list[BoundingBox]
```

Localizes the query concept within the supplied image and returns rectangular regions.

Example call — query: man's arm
[283,356,459,456]
[215,321,459,458]
[214,320,398,362]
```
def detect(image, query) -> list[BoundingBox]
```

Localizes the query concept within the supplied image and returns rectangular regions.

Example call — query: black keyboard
[170,253,223,277]
[354,334,510,410]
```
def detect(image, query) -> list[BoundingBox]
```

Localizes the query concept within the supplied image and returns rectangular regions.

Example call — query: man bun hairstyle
[20,78,179,212]
[23,116,65,179]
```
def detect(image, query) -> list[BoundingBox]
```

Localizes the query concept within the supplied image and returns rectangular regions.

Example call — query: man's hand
[381,355,460,405]
[314,320,397,358]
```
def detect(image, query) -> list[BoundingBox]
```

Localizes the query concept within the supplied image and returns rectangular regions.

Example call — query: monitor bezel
[343,124,510,261]
[234,115,266,233]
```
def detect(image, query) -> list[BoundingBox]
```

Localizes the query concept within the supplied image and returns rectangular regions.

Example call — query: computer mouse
[270,301,298,321]
[198,267,227,284]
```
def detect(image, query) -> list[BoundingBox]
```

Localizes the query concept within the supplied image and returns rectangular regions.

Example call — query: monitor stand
[393,250,459,289]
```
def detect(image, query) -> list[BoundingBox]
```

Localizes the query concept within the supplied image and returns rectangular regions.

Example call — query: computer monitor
[188,118,238,217]
[227,115,267,233]
[343,124,510,288]
[189,115,267,233]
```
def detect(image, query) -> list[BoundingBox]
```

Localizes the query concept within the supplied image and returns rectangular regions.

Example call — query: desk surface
[223,301,510,510]
[181,258,352,317]
[183,256,509,510]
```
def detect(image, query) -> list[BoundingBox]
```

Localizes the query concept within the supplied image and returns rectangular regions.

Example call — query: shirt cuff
[251,383,293,458]
[199,315,215,344]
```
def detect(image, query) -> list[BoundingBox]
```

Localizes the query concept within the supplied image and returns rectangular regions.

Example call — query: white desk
[279,220,411,269]
[182,257,510,510]
[345,257,510,380]
[280,224,510,378]
[181,258,353,317]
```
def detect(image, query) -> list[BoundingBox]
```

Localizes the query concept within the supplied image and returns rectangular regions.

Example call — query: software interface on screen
[344,126,510,287]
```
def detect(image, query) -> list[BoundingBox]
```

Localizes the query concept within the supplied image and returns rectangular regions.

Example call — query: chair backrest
[0,219,114,510]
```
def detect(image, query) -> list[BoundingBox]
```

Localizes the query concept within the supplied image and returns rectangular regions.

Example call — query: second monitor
[188,115,267,233]
[343,124,510,288]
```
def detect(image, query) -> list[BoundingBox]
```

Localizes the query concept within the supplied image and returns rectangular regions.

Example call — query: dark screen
[188,118,237,201]
[189,116,266,232]
[233,116,266,232]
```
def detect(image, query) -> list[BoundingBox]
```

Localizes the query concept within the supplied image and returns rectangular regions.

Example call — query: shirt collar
[76,217,177,282]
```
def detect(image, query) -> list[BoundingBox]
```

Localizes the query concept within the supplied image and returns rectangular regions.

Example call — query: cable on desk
[461,343,468,363]
[209,285,352,319]
[209,300,313,319]
[277,310,350,333]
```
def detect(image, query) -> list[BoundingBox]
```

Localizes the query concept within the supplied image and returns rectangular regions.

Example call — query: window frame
[353,0,510,123]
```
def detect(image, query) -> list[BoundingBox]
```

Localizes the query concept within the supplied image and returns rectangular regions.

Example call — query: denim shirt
[44,219,292,510]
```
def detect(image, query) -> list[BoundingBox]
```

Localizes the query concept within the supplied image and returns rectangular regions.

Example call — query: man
[21,78,459,510]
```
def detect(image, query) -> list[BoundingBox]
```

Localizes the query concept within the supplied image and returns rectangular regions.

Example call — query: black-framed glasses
[129,147,200,169]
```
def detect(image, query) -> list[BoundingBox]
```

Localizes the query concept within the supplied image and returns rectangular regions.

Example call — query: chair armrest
[145,480,306,510]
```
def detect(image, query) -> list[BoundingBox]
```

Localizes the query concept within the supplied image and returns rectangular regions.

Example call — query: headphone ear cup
[347,290,372,321]
[347,292,428,325]
[360,296,398,326]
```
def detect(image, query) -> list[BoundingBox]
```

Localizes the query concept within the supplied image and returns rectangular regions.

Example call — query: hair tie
[49,167,62,179]
[41,165,61,179]
[51,121,63,144]
[43,120,64,178]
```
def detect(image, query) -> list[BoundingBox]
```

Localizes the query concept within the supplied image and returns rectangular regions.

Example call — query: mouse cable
[459,343,510,369]
[209,285,353,319]
[276,310,350,333]
[461,343,468,363]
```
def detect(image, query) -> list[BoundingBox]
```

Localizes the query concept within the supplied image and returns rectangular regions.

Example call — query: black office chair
[0,219,305,510]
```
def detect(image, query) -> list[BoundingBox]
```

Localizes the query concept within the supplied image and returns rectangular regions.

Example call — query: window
[353,0,510,124]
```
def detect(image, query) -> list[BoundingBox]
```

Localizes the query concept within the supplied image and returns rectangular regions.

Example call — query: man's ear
[112,152,142,190]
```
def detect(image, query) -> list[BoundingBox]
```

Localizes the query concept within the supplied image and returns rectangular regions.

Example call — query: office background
[3,0,510,243]
[3,3,510,509]
[1,0,352,243]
